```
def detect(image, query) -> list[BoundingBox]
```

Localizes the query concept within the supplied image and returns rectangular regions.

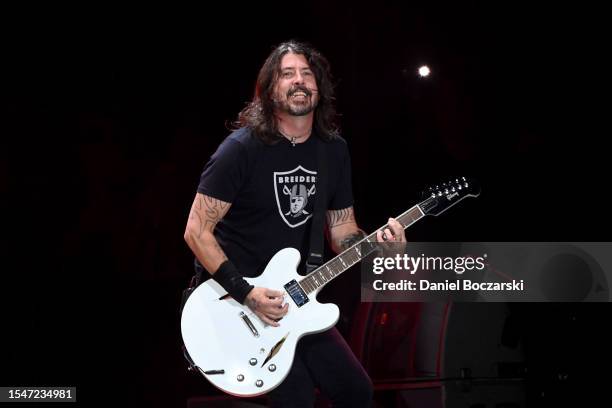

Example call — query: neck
[276,113,313,143]
[298,205,426,295]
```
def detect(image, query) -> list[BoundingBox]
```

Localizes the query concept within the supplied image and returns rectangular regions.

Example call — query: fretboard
[298,205,425,294]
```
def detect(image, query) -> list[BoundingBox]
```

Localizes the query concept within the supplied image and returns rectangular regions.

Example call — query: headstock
[419,177,480,216]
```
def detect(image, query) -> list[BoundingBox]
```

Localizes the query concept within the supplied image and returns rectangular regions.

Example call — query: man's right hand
[245,287,289,327]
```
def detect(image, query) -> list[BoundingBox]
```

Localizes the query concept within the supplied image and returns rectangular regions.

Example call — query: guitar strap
[306,137,327,274]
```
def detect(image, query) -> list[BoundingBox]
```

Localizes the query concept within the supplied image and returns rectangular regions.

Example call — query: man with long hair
[184,40,405,407]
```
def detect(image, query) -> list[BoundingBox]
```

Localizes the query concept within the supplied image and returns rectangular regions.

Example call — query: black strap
[306,138,327,273]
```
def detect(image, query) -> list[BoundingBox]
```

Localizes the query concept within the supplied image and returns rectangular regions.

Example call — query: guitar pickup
[284,280,309,307]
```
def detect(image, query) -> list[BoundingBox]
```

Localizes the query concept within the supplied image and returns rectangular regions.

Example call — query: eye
[282,71,293,78]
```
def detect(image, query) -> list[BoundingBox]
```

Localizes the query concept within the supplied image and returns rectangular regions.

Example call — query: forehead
[280,53,311,70]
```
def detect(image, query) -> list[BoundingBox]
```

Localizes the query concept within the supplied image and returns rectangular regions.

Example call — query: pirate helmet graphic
[286,184,314,217]
[273,165,318,228]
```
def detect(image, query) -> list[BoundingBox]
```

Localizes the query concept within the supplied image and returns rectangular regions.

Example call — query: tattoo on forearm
[340,230,367,250]
[326,207,356,229]
[189,197,205,236]
[203,195,229,230]
[190,195,230,238]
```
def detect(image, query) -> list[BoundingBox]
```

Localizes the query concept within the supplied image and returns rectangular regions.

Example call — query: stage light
[418,65,431,78]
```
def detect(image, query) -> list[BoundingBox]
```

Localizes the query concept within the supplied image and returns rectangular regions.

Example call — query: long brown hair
[234,40,340,144]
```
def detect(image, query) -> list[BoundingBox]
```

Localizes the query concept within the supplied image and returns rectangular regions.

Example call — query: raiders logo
[273,165,317,228]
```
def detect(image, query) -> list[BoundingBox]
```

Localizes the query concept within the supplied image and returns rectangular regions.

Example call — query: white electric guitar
[181,178,480,396]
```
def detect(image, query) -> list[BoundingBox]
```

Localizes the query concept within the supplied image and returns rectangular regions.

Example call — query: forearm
[326,206,367,253]
[327,208,406,254]
[184,228,228,274]
[183,193,230,274]
[332,228,367,253]
[184,193,253,304]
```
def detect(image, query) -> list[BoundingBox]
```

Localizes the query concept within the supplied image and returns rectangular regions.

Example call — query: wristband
[212,260,254,305]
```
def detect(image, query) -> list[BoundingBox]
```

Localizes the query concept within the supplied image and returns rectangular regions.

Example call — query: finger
[265,308,286,319]
[265,289,284,298]
[384,228,395,241]
[264,303,284,316]
[388,218,402,235]
[391,220,406,242]
[257,312,279,327]
[376,230,385,242]
[266,296,283,307]
[269,303,289,318]
[265,307,288,320]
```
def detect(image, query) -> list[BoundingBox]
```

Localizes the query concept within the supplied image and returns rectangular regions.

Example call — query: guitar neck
[298,204,426,294]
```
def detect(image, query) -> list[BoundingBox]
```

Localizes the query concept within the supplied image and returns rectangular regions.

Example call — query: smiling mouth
[288,86,311,98]
[289,92,310,103]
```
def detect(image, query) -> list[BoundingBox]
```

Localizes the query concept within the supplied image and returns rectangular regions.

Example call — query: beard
[275,85,318,116]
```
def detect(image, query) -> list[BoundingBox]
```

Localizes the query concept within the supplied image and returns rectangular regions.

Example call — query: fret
[309,278,316,291]
[304,279,313,292]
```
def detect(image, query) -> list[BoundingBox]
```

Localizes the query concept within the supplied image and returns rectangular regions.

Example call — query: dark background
[2,1,609,406]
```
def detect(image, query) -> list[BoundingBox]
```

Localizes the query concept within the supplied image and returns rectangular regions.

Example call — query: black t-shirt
[196,127,354,278]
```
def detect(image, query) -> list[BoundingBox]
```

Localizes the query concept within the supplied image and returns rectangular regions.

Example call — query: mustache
[287,85,315,97]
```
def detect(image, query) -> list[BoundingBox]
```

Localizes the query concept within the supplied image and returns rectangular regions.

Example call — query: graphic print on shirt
[273,165,317,228]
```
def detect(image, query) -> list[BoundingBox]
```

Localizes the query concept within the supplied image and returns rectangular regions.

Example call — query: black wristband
[212,260,254,305]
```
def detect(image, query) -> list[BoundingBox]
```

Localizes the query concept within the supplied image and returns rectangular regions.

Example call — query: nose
[293,71,304,85]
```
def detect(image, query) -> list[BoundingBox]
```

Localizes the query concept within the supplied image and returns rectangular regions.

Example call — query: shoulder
[215,127,263,157]
[226,127,264,149]
[322,134,350,158]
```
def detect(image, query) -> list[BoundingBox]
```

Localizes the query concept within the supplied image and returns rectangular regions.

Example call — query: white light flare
[418,65,431,78]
